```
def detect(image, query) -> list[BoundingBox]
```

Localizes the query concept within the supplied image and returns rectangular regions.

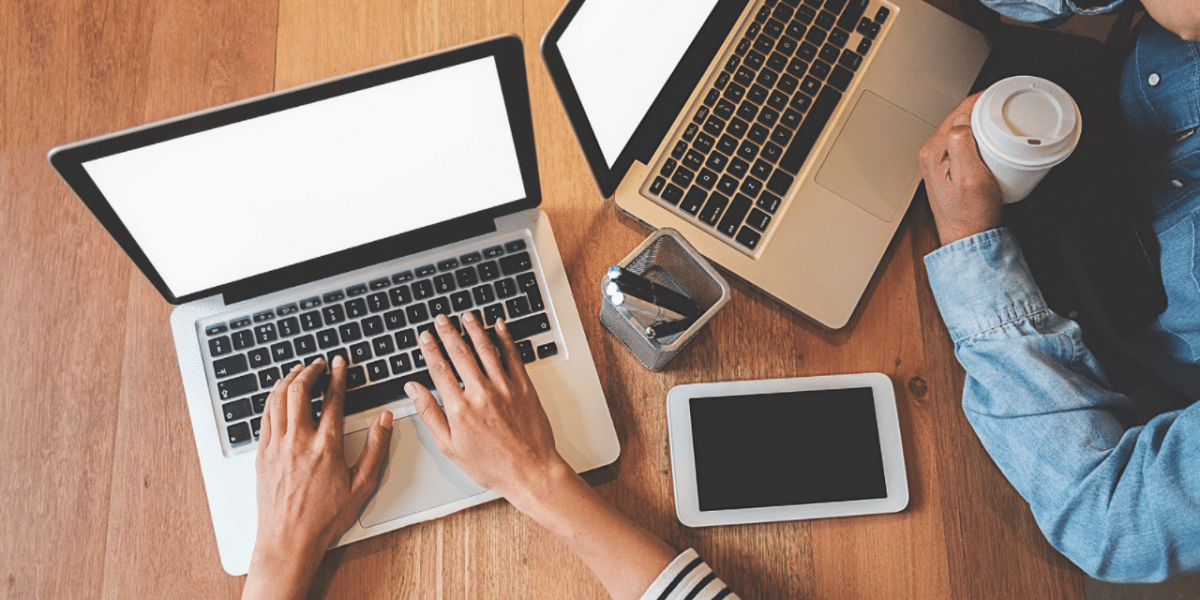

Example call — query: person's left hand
[242,357,393,600]
[918,92,1004,246]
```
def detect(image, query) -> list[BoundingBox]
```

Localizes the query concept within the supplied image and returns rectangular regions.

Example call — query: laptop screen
[77,55,527,299]
[555,0,721,168]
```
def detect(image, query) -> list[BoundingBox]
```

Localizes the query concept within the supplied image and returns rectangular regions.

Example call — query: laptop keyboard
[646,0,889,253]
[202,238,558,450]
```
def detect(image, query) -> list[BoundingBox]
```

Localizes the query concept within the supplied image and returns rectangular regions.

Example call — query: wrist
[505,460,588,527]
[244,532,327,598]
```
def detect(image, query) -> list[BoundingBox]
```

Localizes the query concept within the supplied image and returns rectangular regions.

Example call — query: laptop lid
[49,36,540,306]
[541,0,752,198]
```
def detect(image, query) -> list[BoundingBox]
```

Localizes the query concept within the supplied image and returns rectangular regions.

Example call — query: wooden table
[0,0,1087,598]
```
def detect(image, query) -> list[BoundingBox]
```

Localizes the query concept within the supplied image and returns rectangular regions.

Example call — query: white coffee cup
[971,75,1082,204]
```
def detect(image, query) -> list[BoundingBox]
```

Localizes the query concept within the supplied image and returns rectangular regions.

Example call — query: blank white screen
[557,0,721,167]
[83,56,526,298]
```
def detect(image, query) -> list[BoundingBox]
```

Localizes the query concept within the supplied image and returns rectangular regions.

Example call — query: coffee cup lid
[972,76,1081,168]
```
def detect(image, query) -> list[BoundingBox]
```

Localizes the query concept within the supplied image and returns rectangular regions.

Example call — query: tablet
[667,373,908,527]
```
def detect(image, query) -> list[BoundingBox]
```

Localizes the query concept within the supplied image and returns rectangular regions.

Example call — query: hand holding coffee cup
[918,93,1004,246]
[971,76,1082,204]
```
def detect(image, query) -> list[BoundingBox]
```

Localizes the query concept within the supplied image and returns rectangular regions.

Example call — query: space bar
[780,86,843,175]
[344,370,434,416]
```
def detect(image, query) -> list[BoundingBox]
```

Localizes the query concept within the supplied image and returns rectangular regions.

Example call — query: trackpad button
[343,415,486,528]
[815,91,935,222]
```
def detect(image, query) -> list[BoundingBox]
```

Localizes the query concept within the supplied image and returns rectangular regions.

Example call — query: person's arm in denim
[977,0,1126,25]
[925,228,1200,582]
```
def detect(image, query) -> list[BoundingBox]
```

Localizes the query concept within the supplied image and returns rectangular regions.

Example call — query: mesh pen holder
[600,228,730,371]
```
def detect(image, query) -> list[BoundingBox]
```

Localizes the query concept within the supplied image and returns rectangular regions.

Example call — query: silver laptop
[542,0,989,328]
[48,36,620,575]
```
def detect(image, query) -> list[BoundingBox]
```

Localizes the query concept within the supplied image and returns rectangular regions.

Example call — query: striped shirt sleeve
[638,549,740,600]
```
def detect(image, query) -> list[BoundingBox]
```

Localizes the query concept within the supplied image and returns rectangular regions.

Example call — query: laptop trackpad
[814,91,935,223]
[343,415,486,528]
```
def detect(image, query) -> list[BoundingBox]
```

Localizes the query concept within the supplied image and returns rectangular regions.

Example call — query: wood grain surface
[0,0,1085,598]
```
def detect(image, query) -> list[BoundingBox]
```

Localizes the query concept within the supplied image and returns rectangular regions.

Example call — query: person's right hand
[918,92,1004,246]
[406,312,571,508]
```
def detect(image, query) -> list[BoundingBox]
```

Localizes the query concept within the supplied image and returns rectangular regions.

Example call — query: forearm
[241,548,319,600]
[926,229,1200,581]
[511,463,677,600]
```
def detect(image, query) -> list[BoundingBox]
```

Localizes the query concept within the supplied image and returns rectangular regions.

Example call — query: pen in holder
[600,228,730,371]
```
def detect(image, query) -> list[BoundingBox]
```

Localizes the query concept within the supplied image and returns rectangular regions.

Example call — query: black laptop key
[749,85,769,105]
[338,322,362,343]
[787,57,808,79]
[715,99,736,122]
[748,123,770,145]
[362,316,384,337]
[516,340,536,364]
[717,134,739,155]
[294,334,317,355]
[726,118,747,138]
[483,303,506,325]
[736,226,763,250]
[774,3,795,21]
[316,328,340,350]
[805,26,826,47]
[476,261,500,283]
[762,141,784,163]
[717,194,754,237]
[208,335,232,357]
[797,41,818,62]
[227,422,252,446]
[705,88,721,107]
[412,280,433,300]
[495,278,517,299]
[218,373,257,402]
[768,169,797,195]
[811,59,831,80]
[816,10,837,29]
[206,324,229,336]
[819,44,840,64]
[768,90,789,111]
[350,341,373,364]
[383,309,407,331]
[455,267,479,289]
[345,298,367,319]
[768,51,790,73]
[706,152,729,172]
[516,272,538,293]
[389,352,412,374]
[758,190,783,213]
[747,208,773,231]
[737,101,758,122]
[828,65,854,91]
[391,271,414,284]
[755,5,772,22]
[740,177,764,197]
[671,166,695,188]
[428,296,451,317]
[838,0,869,30]
[829,28,850,48]
[346,284,368,298]
[412,347,429,369]
[756,68,778,88]
[661,158,677,177]
[751,159,774,180]
[858,38,873,54]
[684,122,700,142]
[322,291,344,304]
[343,370,433,415]
[212,354,248,379]
[826,0,848,12]
[778,74,798,94]
[366,292,390,313]
[406,303,429,324]
[744,50,765,71]
[696,168,718,190]
[737,140,760,161]
[271,341,294,362]
[506,296,532,319]
[277,317,300,338]
[438,258,460,272]
[791,92,812,113]
[729,157,750,178]
[247,347,271,369]
[764,18,784,38]
[800,75,821,96]
[347,366,367,389]
[473,283,496,305]
[254,323,277,345]
[299,311,322,333]
[395,328,418,349]
[680,188,707,215]
[433,274,456,294]
[723,83,745,103]
[694,132,715,153]
[251,393,268,414]
[857,17,881,39]
[734,65,755,86]
[369,278,390,291]
[650,176,667,196]
[451,291,473,312]
[717,175,739,196]
[703,115,725,136]
[507,313,551,341]
[258,367,281,389]
[499,252,532,275]
[753,35,775,55]
[839,49,863,70]
[232,330,255,351]
[386,286,411,309]
[326,348,349,370]
[366,360,389,383]
[416,264,437,277]
[322,304,345,326]
[699,192,730,226]
[781,86,841,174]
[771,125,794,146]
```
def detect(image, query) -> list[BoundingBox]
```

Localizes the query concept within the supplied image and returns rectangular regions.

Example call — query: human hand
[242,357,393,600]
[407,313,571,510]
[1141,0,1200,42]
[917,92,1004,246]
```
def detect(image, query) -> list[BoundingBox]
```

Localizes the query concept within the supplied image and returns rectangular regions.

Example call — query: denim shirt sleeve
[925,228,1200,582]
[979,0,1125,24]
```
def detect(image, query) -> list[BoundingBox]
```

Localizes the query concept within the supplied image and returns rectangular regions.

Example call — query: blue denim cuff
[1064,0,1125,16]
[924,228,1050,342]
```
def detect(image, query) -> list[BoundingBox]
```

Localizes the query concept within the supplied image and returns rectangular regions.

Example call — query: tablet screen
[689,388,888,512]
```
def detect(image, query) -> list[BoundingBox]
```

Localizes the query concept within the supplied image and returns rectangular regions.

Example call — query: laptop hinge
[220,219,498,306]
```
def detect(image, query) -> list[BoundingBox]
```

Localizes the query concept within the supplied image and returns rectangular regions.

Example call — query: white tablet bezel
[667,373,908,528]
